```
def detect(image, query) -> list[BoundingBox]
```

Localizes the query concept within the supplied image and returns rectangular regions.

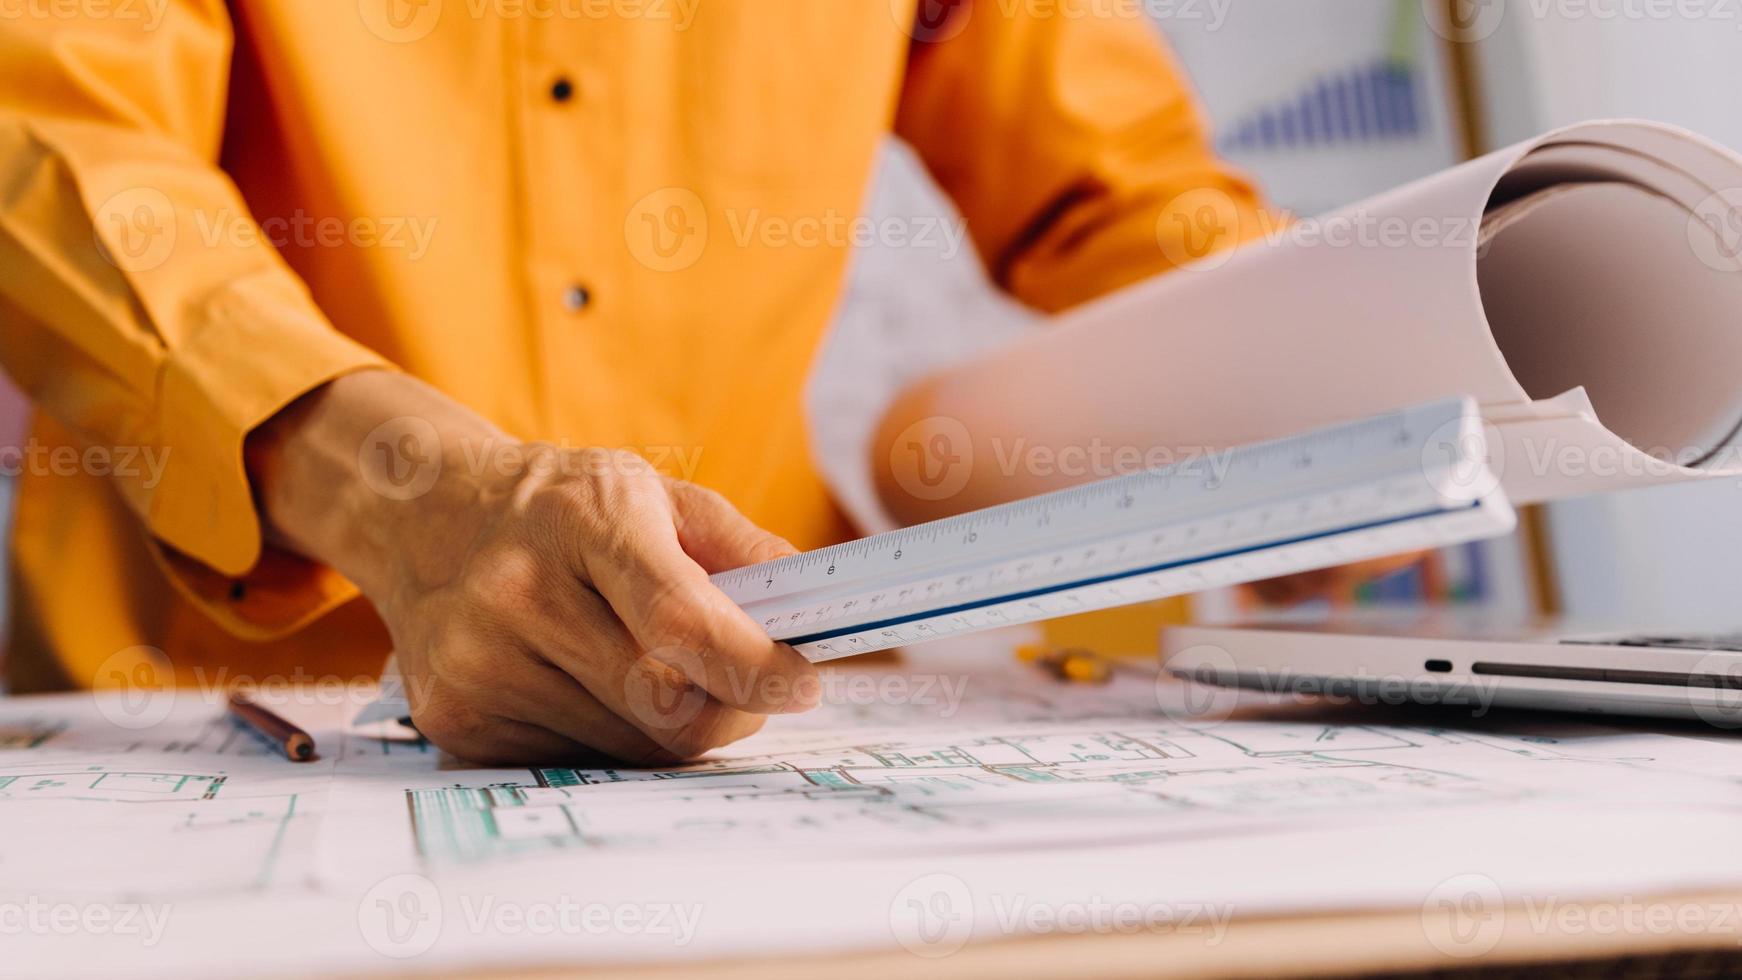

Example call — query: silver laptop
[1162,615,1742,724]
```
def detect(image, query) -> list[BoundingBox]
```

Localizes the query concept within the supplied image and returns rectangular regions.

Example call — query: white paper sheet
[9,636,1742,977]
[880,120,1742,512]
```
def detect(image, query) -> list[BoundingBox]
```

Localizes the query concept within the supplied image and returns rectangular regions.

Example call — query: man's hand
[247,370,818,765]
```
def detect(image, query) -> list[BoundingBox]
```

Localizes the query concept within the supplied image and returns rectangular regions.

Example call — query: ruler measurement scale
[714,398,1515,663]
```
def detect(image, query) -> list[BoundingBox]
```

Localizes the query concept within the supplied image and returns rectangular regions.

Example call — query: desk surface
[488,890,1742,980]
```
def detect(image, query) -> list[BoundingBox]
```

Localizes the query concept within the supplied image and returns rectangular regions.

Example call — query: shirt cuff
[146,271,390,581]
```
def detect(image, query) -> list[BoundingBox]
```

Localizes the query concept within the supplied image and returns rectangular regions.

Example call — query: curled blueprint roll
[879,120,1742,511]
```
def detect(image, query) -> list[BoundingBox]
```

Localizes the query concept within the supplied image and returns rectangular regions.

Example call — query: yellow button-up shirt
[0,1,1261,690]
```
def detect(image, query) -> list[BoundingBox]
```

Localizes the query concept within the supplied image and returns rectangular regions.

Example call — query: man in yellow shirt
[0,1,1266,763]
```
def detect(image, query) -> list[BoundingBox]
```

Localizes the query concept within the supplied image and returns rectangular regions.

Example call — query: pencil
[226,692,316,762]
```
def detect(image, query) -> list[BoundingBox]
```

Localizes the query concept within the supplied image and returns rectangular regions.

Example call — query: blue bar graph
[1220,59,1424,154]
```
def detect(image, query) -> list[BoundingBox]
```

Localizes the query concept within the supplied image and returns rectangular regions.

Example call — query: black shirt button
[562,284,591,312]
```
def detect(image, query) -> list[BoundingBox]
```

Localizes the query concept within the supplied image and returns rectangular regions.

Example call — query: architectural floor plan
[8,637,1742,977]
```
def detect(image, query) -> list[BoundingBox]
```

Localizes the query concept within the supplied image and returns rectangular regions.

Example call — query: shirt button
[562,284,591,312]
[550,77,575,104]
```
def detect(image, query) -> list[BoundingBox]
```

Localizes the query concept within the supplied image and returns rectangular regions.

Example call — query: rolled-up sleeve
[0,4,387,632]
[895,2,1270,313]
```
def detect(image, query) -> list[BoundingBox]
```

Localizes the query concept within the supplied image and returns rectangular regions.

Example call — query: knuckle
[744,532,797,565]
[427,631,516,697]
[411,696,491,752]
[462,550,548,620]
[605,448,655,480]
[528,478,602,531]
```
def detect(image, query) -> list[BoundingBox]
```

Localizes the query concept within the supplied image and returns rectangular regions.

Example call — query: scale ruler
[713,398,1515,663]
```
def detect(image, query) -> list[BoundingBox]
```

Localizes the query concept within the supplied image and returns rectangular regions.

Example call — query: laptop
[1161,615,1742,725]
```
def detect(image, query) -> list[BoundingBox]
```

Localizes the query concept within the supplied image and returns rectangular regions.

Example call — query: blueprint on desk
[8,630,1742,977]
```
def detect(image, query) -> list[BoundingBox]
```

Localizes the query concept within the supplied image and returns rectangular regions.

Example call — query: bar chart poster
[1156,0,1465,217]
